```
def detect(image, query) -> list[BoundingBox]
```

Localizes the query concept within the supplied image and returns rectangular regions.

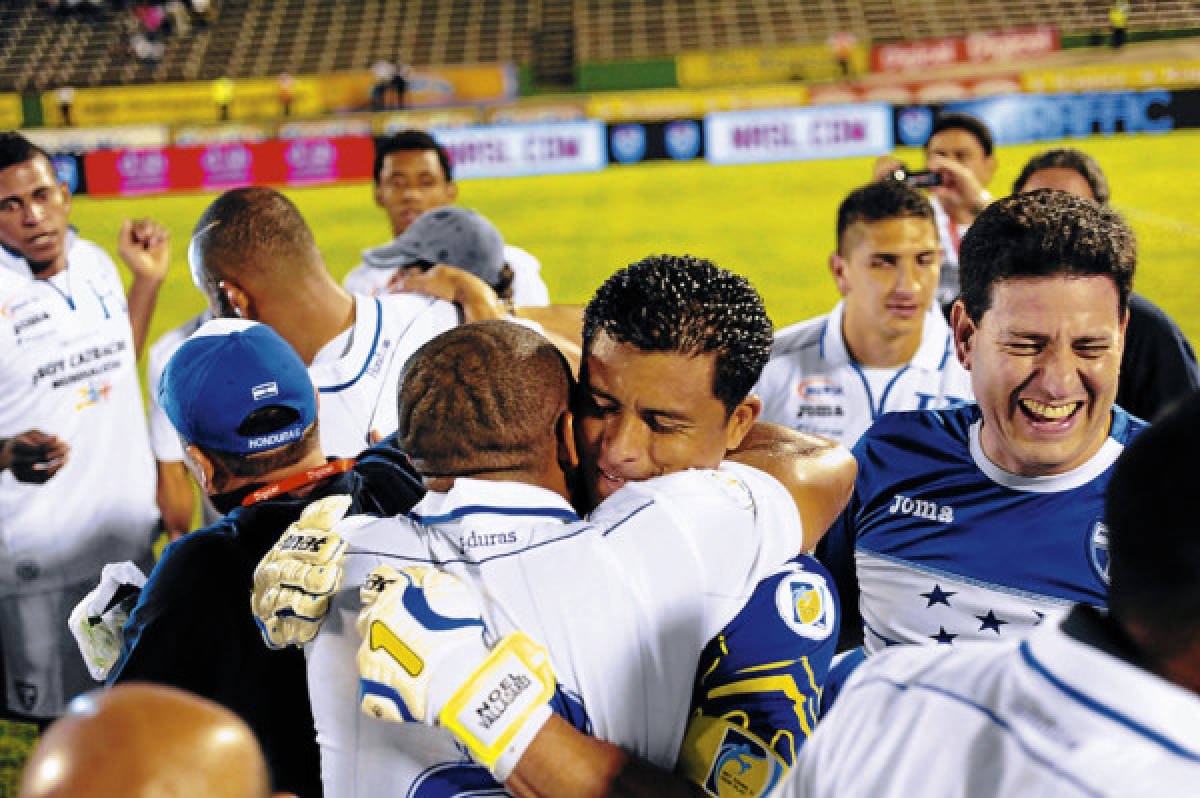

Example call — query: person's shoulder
[1111,404,1150,444]
[68,236,116,271]
[148,312,208,375]
[372,290,458,325]
[861,402,978,447]
[503,244,541,271]
[770,314,829,358]
[343,262,387,296]
[148,520,239,588]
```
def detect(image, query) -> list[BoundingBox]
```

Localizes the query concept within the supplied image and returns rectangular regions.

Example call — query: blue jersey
[818,403,1146,655]
[676,556,839,797]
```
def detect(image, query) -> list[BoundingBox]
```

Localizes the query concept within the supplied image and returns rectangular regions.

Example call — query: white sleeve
[145,330,184,462]
[504,245,549,307]
[593,463,805,642]
[343,263,392,297]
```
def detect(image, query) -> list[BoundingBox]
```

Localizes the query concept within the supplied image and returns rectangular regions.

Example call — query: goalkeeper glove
[356,564,556,781]
[251,494,352,648]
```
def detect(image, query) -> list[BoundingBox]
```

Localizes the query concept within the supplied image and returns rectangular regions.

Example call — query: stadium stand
[2,0,1199,92]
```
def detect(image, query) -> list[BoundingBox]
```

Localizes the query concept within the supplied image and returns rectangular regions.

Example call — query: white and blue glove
[251,495,352,648]
[356,565,556,781]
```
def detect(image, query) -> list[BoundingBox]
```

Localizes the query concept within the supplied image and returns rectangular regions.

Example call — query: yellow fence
[677,44,869,89]
[1022,60,1200,93]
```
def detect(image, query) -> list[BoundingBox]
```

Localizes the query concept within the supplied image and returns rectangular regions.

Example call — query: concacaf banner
[677,44,868,89]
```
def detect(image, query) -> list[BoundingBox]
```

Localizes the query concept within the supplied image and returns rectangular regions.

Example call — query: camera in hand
[891,168,943,188]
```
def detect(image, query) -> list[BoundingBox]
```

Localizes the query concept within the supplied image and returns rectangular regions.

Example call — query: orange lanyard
[241,458,356,507]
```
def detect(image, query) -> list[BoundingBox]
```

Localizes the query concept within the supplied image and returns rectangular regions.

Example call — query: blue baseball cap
[159,319,317,455]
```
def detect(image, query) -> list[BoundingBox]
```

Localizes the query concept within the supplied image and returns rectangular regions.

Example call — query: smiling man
[755,180,972,448]
[818,189,1145,657]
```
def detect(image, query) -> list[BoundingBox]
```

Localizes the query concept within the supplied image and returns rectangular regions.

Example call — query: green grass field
[70,129,1200,373]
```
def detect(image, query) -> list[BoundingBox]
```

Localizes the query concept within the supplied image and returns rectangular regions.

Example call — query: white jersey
[309,292,458,457]
[343,244,550,307]
[0,236,158,595]
[307,462,804,797]
[931,195,964,308]
[146,311,209,463]
[755,301,972,447]
[790,607,1200,797]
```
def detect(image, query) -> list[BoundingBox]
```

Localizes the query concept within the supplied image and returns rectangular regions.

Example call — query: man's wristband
[438,632,556,781]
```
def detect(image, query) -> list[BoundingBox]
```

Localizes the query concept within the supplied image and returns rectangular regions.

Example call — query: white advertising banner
[704,104,893,165]
[430,120,607,179]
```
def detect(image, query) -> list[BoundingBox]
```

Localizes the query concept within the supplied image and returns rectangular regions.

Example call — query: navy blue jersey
[677,556,839,796]
[818,403,1146,654]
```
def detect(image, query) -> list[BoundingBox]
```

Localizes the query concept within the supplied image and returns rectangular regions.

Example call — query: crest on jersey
[702,726,785,798]
[775,572,834,641]
[1088,520,1110,584]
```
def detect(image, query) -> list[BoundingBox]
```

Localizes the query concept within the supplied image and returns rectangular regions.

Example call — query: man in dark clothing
[107,319,424,798]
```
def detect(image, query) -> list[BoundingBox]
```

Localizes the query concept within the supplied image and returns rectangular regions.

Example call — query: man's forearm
[730,422,857,552]
[126,276,163,359]
[505,715,703,798]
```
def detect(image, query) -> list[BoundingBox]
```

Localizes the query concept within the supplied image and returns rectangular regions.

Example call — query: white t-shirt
[146,311,209,463]
[308,292,458,457]
[790,610,1200,797]
[755,301,972,448]
[306,462,804,796]
[343,244,550,307]
[0,237,158,594]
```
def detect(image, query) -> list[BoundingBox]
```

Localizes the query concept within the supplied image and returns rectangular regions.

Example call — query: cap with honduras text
[360,206,505,287]
[158,319,317,455]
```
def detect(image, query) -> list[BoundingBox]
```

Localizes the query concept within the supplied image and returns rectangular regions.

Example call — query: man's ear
[445,180,458,202]
[183,445,216,495]
[218,280,253,320]
[557,408,579,472]
[950,299,976,370]
[830,253,850,296]
[373,182,385,209]
[724,395,762,452]
[980,153,998,186]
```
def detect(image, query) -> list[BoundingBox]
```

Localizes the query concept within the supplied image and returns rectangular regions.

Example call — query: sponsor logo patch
[703,726,785,798]
[775,571,834,641]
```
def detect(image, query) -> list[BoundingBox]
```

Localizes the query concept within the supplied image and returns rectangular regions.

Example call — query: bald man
[18,684,291,798]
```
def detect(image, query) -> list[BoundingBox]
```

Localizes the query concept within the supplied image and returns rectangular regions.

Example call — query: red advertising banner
[871,27,1058,73]
[84,136,375,197]
[809,75,1022,106]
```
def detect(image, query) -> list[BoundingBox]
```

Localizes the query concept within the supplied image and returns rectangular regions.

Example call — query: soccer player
[106,319,425,797]
[875,111,996,310]
[256,257,856,796]
[755,180,972,447]
[19,684,286,798]
[343,129,549,306]
[0,132,167,725]
[188,186,459,457]
[791,390,1200,797]
[1011,147,1199,421]
[255,317,848,796]
[819,189,1145,657]
[146,310,216,540]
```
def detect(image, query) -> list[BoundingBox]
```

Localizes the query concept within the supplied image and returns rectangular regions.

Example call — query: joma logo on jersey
[795,405,844,418]
[889,493,954,523]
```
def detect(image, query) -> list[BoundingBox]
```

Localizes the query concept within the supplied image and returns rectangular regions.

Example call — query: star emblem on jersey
[921,584,955,607]
[931,626,957,645]
[976,610,1007,634]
